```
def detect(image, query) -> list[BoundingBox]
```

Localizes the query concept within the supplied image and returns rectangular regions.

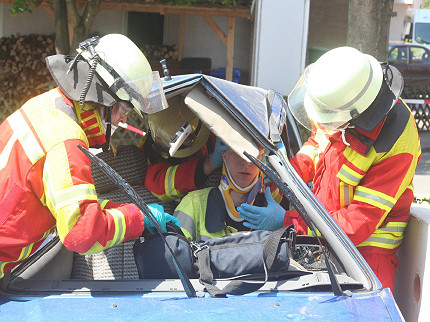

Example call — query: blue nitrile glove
[143,203,181,234]
[238,187,286,231]
[209,138,228,168]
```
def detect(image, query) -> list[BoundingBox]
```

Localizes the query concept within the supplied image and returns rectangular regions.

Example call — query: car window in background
[409,46,430,63]
[389,46,408,63]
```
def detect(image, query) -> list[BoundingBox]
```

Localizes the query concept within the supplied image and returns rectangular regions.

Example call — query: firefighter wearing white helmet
[239,46,421,291]
[46,34,168,151]
[0,34,178,280]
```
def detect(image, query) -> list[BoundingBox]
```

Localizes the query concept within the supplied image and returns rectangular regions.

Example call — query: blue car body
[0,74,404,321]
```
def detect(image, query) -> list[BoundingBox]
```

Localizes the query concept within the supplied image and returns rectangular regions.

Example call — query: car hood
[0,288,401,320]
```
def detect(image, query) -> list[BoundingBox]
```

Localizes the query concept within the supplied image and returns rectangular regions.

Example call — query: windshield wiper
[78,145,197,298]
[244,151,344,296]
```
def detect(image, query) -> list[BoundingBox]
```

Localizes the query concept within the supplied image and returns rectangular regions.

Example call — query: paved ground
[414,132,430,195]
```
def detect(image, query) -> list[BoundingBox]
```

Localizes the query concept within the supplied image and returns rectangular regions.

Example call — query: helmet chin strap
[218,162,262,222]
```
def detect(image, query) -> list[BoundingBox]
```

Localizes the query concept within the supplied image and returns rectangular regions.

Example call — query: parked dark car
[388,42,430,96]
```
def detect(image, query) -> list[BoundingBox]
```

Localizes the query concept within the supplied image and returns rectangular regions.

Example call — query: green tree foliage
[9,0,35,14]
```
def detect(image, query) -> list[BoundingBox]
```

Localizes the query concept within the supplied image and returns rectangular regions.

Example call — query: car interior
[0,86,364,297]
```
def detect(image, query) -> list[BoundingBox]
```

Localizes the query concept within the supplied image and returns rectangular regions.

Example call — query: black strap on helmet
[102,106,112,153]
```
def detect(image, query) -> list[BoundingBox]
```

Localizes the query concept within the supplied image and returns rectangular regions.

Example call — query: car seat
[71,144,222,280]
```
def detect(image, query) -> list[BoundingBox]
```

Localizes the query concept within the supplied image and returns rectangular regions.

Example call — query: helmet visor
[123,71,168,115]
[288,66,358,131]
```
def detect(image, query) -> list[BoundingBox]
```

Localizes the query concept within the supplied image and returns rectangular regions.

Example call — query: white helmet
[288,46,403,131]
[46,34,168,116]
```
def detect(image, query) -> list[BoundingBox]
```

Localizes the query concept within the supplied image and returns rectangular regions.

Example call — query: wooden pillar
[225,17,235,82]
[178,14,186,61]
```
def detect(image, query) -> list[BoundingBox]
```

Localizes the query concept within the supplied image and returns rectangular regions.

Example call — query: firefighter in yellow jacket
[239,47,421,290]
[0,34,179,279]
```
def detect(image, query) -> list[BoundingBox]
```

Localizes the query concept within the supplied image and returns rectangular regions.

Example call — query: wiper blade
[244,151,343,296]
[78,145,197,298]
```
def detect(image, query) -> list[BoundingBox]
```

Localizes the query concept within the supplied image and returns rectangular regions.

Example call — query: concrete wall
[251,0,309,96]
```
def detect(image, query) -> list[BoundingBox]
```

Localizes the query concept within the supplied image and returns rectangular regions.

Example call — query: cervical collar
[218,162,262,222]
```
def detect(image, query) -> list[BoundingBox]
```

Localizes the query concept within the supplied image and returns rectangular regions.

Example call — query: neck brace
[218,163,262,222]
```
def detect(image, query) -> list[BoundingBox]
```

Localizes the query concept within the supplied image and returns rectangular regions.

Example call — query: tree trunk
[53,0,70,54]
[66,0,101,53]
[347,0,394,61]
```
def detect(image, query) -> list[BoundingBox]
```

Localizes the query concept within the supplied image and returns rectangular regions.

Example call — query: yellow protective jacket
[174,186,281,242]
[288,100,421,254]
[0,88,144,278]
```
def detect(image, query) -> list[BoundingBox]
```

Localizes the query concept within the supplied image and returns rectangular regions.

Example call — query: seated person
[174,144,287,241]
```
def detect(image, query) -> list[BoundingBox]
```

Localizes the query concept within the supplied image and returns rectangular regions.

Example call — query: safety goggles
[117,101,133,118]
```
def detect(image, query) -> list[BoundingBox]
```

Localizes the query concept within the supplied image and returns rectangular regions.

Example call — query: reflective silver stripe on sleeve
[17,244,32,261]
[338,167,361,185]
[167,165,179,197]
[174,210,196,239]
[362,236,403,247]
[354,189,395,208]
[377,225,407,233]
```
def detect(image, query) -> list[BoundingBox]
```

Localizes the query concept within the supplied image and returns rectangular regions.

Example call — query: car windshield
[415,23,430,44]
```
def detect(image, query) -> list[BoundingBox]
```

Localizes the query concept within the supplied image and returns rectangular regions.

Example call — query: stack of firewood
[139,43,178,61]
[0,34,179,123]
[0,34,56,122]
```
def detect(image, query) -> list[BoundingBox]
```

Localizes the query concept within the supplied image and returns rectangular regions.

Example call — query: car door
[407,45,430,88]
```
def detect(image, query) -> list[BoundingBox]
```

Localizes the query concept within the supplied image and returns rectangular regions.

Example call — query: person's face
[223,149,259,188]
[110,101,133,126]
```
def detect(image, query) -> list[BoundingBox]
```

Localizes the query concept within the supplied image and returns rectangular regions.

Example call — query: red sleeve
[144,158,200,200]
[289,153,315,184]
[289,130,319,184]
[283,210,308,235]
[52,139,144,254]
[329,152,415,246]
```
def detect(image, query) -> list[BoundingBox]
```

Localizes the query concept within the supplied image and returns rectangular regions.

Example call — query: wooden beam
[203,15,226,46]
[178,14,186,61]
[225,17,235,82]
[99,2,251,19]
[0,0,251,18]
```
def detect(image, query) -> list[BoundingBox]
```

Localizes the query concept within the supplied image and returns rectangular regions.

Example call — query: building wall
[0,4,126,38]
[251,0,309,96]
[0,4,252,83]
[307,0,348,53]
[391,3,411,41]
[1,4,53,37]
[164,14,252,83]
